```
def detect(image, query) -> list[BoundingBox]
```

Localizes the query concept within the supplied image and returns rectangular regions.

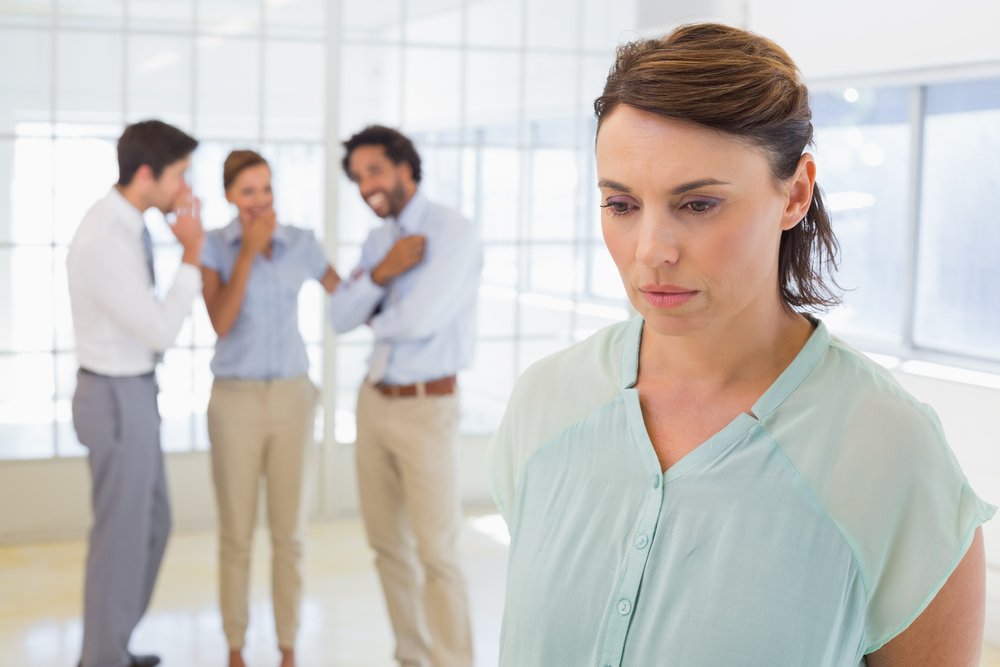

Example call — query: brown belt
[374,375,457,398]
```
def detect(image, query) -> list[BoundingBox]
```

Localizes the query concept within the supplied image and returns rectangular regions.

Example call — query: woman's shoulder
[515,318,634,402]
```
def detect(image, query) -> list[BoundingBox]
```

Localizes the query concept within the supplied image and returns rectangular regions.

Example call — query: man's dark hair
[341,125,422,183]
[117,120,198,186]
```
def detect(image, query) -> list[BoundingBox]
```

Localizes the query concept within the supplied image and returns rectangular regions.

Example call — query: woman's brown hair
[223,149,269,191]
[594,22,841,311]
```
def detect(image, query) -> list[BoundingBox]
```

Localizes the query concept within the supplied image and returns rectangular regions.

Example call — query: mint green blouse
[489,317,994,666]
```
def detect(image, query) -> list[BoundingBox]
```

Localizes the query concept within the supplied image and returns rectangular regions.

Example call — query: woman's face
[595,105,814,338]
[226,163,274,225]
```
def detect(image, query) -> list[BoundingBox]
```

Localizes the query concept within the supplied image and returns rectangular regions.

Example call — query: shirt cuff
[174,262,203,292]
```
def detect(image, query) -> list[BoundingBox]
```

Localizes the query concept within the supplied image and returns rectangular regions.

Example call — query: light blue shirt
[489,317,995,666]
[328,190,482,384]
[201,219,328,380]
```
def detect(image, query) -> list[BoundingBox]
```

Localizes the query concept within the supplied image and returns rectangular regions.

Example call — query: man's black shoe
[77,654,161,667]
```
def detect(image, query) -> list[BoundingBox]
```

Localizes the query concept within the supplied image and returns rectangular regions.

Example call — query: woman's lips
[639,285,698,309]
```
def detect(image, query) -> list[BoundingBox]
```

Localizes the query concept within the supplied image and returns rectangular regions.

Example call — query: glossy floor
[1,516,998,666]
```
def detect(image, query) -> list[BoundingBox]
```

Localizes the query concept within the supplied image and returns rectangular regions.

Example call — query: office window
[915,78,1000,360]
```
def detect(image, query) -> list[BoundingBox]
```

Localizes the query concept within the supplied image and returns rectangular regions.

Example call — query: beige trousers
[207,375,316,650]
[355,381,474,667]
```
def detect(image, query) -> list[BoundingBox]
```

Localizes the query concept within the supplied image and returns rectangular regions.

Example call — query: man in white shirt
[67,120,204,667]
[330,126,481,667]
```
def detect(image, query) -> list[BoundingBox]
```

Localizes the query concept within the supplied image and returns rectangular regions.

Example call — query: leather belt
[374,375,457,398]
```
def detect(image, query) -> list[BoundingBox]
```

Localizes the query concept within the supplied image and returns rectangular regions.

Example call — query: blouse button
[652,474,661,489]
[617,599,632,616]
[634,534,649,550]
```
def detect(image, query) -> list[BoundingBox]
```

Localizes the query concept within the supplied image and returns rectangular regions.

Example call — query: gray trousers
[72,369,170,667]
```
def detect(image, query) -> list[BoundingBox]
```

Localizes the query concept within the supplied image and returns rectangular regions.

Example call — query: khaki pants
[356,381,473,667]
[207,375,316,650]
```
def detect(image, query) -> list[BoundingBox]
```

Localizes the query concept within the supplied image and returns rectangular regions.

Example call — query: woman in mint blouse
[489,23,994,667]
[201,150,339,667]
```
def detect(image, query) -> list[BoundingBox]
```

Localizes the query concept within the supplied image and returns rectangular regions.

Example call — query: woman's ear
[780,153,816,231]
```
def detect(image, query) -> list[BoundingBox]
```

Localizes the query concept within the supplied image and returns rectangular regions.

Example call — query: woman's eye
[684,199,717,215]
[601,199,636,216]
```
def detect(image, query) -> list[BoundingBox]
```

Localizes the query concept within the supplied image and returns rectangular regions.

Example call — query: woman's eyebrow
[598,177,731,194]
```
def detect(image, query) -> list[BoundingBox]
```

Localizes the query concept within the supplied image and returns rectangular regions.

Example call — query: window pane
[0,247,54,352]
[57,0,122,29]
[342,0,400,42]
[334,342,368,442]
[0,0,53,27]
[0,353,55,459]
[461,339,514,434]
[298,279,324,345]
[193,348,212,450]
[467,0,521,49]
[481,244,517,289]
[525,54,578,126]
[190,140,240,233]
[159,348,194,452]
[528,149,579,241]
[264,142,325,235]
[476,148,519,242]
[55,351,85,456]
[404,0,461,46]
[339,45,402,137]
[198,0,259,36]
[812,86,910,343]
[582,0,636,52]
[264,0,324,39]
[587,241,625,302]
[129,0,193,32]
[264,40,324,141]
[524,243,582,297]
[196,36,260,139]
[914,78,1000,359]
[525,0,576,51]
[56,31,123,127]
[52,136,117,244]
[478,252,517,339]
[465,52,520,143]
[2,137,54,245]
[127,35,193,129]
[403,48,460,133]
[0,28,51,133]
[53,246,73,350]
[418,145,461,210]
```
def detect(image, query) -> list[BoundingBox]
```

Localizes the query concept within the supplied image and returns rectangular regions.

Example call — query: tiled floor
[0,515,509,667]
[2,515,999,666]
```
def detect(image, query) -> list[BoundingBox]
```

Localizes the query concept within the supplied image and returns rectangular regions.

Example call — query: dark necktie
[141,225,155,289]
[141,226,163,364]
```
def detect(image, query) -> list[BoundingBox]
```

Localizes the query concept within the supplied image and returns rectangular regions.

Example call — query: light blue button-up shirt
[328,190,482,384]
[201,219,328,380]
[489,317,995,666]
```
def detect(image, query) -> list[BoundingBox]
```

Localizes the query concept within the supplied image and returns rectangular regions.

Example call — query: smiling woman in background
[201,150,339,667]
[489,22,994,667]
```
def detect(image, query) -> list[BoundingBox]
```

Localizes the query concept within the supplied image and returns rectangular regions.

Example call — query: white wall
[747,0,1000,79]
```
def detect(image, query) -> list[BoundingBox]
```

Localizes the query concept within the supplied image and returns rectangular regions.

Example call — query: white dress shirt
[67,187,202,376]
[328,190,482,385]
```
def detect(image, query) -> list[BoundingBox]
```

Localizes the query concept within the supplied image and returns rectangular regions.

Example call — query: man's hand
[171,187,204,266]
[372,235,426,285]
[241,208,277,257]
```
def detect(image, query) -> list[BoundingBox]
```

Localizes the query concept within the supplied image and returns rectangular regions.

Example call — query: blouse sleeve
[843,398,996,653]
[200,231,224,273]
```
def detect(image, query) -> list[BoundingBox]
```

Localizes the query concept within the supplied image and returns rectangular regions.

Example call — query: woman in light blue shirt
[489,23,994,667]
[201,150,338,667]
